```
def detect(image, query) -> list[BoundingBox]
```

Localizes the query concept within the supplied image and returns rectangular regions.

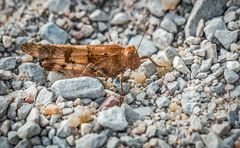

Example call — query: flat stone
[214,30,239,49]
[52,136,70,148]
[204,17,226,40]
[160,18,177,33]
[164,46,179,61]
[90,9,109,21]
[75,132,107,148]
[185,0,228,37]
[0,96,11,118]
[173,56,191,75]
[97,106,128,131]
[56,121,72,138]
[167,81,179,94]
[39,23,68,44]
[17,121,41,139]
[36,88,54,105]
[43,0,71,12]
[212,122,230,136]
[147,0,165,17]
[8,131,20,145]
[156,95,170,108]
[51,77,104,100]
[230,85,240,98]
[19,63,46,85]
[121,104,142,124]
[224,69,239,84]
[200,59,212,72]
[17,104,32,120]
[226,61,240,72]
[129,35,158,57]
[26,107,40,124]
[0,57,17,70]
[0,81,8,95]
[153,28,174,50]
[111,12,129,25]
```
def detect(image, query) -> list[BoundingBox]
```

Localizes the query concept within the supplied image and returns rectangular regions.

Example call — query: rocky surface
[0,0,239,147]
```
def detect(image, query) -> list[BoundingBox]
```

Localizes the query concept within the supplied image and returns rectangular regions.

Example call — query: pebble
[184,36,201,45]
[164,46,179,61]
[153,28,174,50]
[8,131,20,145]
[193,48,205,57]
[0,96,11,118]
[226,61,240,72]
[173,56,191,74]
[212,122,230,136]
[138,61,156,77]
[26,107,40,124]
[133,107,153,117]
[182,103,201,116]
[51,77,104,100]
[106,137,120,148]
[129,35,158,57]
[19,63,46,85]
[17,121,41,139]
[224,11,237,23]
[2,35,12,48]
[39,22,68,44]
[0,57,17,70]
[0,70,12,80]
[16,139,32,148]
[57,121,72,138]
[122,104,142,124]
[205,132,224,148]
[0,81,8,95]
[161,0,181,10]
[0,120,11,136]
[17,104,32,120]
[75,132,107,148]
[146,81,160,95]
[190,116,202,131]
[52,136,70,148]
[160,18,177,33]
[36,88,54,105]
[228,21,239,30]
[228,111,239,126]
[224,69,239,84]
[0,137,12,148]
[229,85,240,98]
[44,0,71,12]
[156,95,170,108]
[214,30,239,49]
[200,59,212,72]
[97,106,128,131]
[204,17,226,40]
[90,9,109,21]
[185,0,228,37]
[111,12,129,25]
[147,0,165,17]
[167,81,179,94]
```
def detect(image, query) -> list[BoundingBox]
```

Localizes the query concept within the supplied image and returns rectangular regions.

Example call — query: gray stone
[223,137,234,148]
[193,49,205,57]
[173,56,191,74]
[90,9,109,21]
[228,21,239,31]
[224,69,239,84]
[39,23,68,44]
[164,46,179,61]
[212,122,230,136]
[138,61,156,77]
[212,83,225,95]
[185,0,228,37]
[0,96,11,117]
[167,81,179,94]
[120,136,141,147]
[0,70,12,80]
[75,133,107,148]
[228,111,239,126]
[146,125,157,138]
[44,0,71,12]
[156,95,170,108]
[97,106,128,131]
[52,136,70,148]
[17,121,41,139]
[51,77,104,100]
[133,107,153,117]
[224,11,237,23]
[226,61,240,72]
[57,121,72,138]
[0,120,11,136]
[0,137,11,148]
[153,28,174,50]
[204,17,226,40]
[0,57,16,70]
[111,13,129,25]
[230,85,240,98]
[106,137,120,148]
[146,81,160,95]
[160,18,177,33]
[2,36,12,48]
[203,43,218,63]
[19,63,46,85]
[177,77,187,91]
[66,135,75,146]
[42,137,51,146]
[196,19,204,37]
[27,108,40,124]
[36,88,54,105]
[148,138,171,148]
[121,104,142,124]
[200,59,212,72]
[129,35,158,57]
[40,115,50,127]
[190,116,202,131]
[184,36,201,45]
[18,104,32,120]
[8,131,20,145]
[205,132,223,148]
[15,139,31,148]
[147,0,165,17]
[0,81,8,95]
[182,103,201,116]
[214,30,239,49]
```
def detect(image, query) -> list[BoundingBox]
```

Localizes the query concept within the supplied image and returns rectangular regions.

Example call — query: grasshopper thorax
[124,45,141,70]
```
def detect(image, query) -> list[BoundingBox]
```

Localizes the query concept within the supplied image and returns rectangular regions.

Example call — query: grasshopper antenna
[136,23,149,50]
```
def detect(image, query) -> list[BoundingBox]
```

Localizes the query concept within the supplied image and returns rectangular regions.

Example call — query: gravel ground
[0,0,240,148]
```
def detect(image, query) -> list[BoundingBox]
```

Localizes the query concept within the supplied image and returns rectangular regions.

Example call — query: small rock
[16,139,32,148]
[164,46,179,61]
[121,104,142,124]
[17,104,32,120]
[132,72,146,83]
[212,122,230,136]
[160,0,180,10]
[80,25,94,37]
[224,11,237,23]
[0,120,11,136]
[0,81,8,95]
[39,22,68,44]
[182,103,201,116]
[205,132,224,148]
[228,111,239,126]
[224,69,239,84]
[184,36,201,45]
[97,106,128,131]
[0,57,17,70]
[57,121,72,138]
[40,115,50,127]
[138,61,156,77]
[0,70,12,80]
[36,88,54,105]
[27,108,40,124]
[173,56,191,74]
[146,125,157,138]
[75,132,107,148]
[66,135,75,146]
[111,12,129,25]
[19,63,46,85]
[200,59,212,72]
[90,9,109,21]
[230,85,240,98]
[17,121,41,139]
[51,77,104,100]
[204,17,226,40]
[129,35,158,57]
[80,123,93,136]
[167,81,179,94]
[193,49,205,57]
[228,21,239,30]
[214,30,239,49]
[226,61,240,72]
[160,18,177,33]
[8,131,20,145]
[42,137,51,146]
[0,96,11,117]
[146,81,160,95]
[44,0,71,12]
[7,103,17,120]
[156,95,170,108]
[0,136,12,148]
[153,28,174,50]
[133,107,153,117]
[147,0,165,17]
[52,136,70,148]
[190,116,202,131]
[106,137,120,148]
[2,35,12,48]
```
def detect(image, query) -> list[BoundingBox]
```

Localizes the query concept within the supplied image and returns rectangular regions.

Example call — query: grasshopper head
[124,45,141,70]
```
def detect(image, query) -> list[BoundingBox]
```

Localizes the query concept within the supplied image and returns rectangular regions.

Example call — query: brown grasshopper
[21,25,164,99]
